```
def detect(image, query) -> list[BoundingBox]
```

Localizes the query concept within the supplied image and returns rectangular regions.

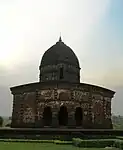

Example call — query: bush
[72,138,114,148]
[54,140,72,145]
[0,139,54,143]
[86,135,116,139]
[0,117,3,127]
[114,140,123,149]
[5,123,11,127]
[0,139,72,145]
[1,138,123,149]
[116,136,123,140]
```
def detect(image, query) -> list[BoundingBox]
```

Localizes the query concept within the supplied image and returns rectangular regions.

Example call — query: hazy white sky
[0,0,123,116]
[0,0,110,67]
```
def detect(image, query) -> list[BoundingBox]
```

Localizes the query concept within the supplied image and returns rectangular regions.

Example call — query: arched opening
[58,106,68,126]
[43,106,52,126]
[75,107,83,126]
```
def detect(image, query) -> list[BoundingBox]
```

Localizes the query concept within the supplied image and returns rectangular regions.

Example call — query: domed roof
[40,37,80,68]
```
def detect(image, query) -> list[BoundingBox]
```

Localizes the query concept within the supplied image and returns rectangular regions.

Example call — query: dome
[40,37,80,68]
[39,37,80,83]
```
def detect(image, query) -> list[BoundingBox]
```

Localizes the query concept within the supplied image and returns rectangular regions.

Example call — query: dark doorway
[58,106,68,126]
[75,107,83,126]
[60,67,64,79]
[43,107,52,126]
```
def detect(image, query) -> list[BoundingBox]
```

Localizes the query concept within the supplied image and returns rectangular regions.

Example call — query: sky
[0,0,123,116]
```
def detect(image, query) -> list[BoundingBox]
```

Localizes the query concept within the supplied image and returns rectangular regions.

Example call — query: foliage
[5,123,11,127]
[54,140,72,144]
[86,135,116,139]
[114,140,123,149]
[72,138,115,148]
[0,139,72,145]
[0,116,11,127]
[0,139,54,143]
[72,138,123,149]
[116,136,123,140]
[112,115,123,129]
[0,116,3,127]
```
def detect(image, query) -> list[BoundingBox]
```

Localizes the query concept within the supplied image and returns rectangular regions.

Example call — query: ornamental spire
[59,36,62,42]
[59,32,62,42]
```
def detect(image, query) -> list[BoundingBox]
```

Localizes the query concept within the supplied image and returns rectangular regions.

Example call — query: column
[51,88,59,127]
[35,90,44,127]
[67,89,76,127]
[87,88,93,128]
[19,94,24,127]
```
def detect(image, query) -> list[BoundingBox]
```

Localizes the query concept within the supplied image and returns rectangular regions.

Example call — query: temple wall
[11,83,114,129]
[35,88,94,127]
[12,94,23,126]
[12,92,36,127]
[22,92,36,124]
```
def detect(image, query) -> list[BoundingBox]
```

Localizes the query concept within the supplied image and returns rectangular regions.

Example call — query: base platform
[0,128,123,140]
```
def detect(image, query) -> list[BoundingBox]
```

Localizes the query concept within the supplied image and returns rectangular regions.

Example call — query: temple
[10,37,115,129]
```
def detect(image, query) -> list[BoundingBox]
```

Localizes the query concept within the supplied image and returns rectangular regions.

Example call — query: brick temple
[10,37,115,129]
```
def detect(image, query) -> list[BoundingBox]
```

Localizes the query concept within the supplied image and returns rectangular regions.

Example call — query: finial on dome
[59,32,62,42]
[59,36,62,42]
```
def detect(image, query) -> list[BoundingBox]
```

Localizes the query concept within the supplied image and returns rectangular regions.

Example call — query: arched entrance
[75,107,83,126]
[43,106,52,126]
[58,106,68,126]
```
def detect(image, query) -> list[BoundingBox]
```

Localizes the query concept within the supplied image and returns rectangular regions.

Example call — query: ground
[0,143,118,150]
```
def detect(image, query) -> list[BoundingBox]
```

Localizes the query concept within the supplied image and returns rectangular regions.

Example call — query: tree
[5,123,11,127]
[0,116,3,127]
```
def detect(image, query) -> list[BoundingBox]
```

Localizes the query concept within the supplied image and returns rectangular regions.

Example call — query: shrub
[0,139,72,144]
[72,138,114,148]
[0,139,54,143]
[54,140,72,145]
[5,123,11,127]
[114,140,123,149]
[86,135,116,139]
[0,116,3,127]
[1,138,123,149]
[116,136,123,140]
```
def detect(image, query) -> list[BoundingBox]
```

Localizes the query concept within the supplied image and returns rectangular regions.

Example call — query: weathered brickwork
[11,94,23,126]
[11,83,115,129]
[39,63,80,83]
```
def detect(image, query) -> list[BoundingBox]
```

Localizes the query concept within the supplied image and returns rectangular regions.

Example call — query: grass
[0,142,119,150]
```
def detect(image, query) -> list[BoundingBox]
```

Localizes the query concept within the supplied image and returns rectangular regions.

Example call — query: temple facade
[10,37,115,129]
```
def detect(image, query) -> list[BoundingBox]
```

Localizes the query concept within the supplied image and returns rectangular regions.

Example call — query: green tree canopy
[0,116,3,127]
